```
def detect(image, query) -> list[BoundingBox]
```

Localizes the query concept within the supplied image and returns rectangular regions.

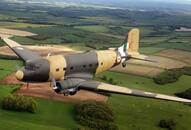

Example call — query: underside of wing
[2,38,41,61]
[78,80,191,103]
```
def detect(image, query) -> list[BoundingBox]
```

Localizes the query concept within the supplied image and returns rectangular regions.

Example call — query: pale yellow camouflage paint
[46,55,67,80]
[95,50,117,74]
[128,28,140,53]
[3,38,21,47]
[97,83,132,94]
[156,94,191,103]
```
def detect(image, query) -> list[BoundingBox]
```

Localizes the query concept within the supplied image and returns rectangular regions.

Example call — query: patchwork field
[157,49,191,65]
[0,45,76,58]
[111,64,163,78]
[74,25,109,33]
[0,2,191,130]
[0,28,36,36]
[128,55,188,69]
[0,22,52,28]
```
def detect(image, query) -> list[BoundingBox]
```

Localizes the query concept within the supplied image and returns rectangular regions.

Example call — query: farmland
[0,1,191,130]
[1,59,191,130]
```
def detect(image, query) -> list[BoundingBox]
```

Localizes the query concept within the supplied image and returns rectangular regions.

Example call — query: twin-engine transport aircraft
[2,28,191,103]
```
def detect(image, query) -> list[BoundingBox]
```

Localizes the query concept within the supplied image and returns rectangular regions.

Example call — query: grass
[0,59,22,80]
[74,25,109,33]
[154,42,191,52]
[96,71,191,130]
[0,84,20,100]
[0,84,77,130]
[139,47,165,54]
[0,22,52,28]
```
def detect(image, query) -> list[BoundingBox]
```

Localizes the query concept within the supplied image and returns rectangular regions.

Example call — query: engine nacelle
[52,78,84,96]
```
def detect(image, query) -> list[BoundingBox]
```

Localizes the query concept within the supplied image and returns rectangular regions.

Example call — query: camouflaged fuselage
[45,50,119,81]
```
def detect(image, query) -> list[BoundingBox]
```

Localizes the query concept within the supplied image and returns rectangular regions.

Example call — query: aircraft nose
[15,70,24,81]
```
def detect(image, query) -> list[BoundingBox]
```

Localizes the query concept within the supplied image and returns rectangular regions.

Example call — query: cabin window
[101,62,103,66]
[63,68,66,71]
[56,68,59,72]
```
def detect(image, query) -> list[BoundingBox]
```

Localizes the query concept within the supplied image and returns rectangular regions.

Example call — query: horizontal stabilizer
[129,54,157,62]
[2,38,41,61]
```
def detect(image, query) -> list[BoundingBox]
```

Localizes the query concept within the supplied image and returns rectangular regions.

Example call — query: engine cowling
[52,78,84,96]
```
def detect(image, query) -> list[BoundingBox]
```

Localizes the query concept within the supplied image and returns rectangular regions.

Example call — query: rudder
[128,28,140,54]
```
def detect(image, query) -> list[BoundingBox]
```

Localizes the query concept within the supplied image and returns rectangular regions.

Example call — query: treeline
[25,26,120,49]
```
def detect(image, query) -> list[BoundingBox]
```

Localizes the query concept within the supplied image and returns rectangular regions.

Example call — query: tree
[2,95,37,113]
[75,101,118,130]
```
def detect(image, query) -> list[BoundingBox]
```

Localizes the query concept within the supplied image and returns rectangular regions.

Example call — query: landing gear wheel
[122,62,126,68]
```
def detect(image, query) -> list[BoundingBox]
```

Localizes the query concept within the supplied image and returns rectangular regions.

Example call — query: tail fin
[127,28,140,55]
[117,28,140,57]
[116,28,156,63]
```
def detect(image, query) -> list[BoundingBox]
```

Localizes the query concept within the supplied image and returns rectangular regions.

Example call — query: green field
[96,72,191,130]
[0,84,77,130]
[0,22,52,28]
[0,59,22,80]
[74,25,109,33]
[140,47,166,54]
[0,59,191,130]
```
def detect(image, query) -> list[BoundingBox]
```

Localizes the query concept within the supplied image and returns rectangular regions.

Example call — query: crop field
[0,45,76,58]
[111,64,164,78]
[139,47,166,54]
[128,55,188,69]
[157,49,191,65]
[0,22,52,28]
[0,28,36,37]
[74,25,109,33]
[0,59,191,130]
[0,1,191,130]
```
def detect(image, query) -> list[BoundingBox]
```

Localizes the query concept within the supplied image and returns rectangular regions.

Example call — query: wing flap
[78,80,191,103]
[3,38,40,61]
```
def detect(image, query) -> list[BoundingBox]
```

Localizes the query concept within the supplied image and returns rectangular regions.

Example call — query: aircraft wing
[77,80,191,103]
[2,38,41,62]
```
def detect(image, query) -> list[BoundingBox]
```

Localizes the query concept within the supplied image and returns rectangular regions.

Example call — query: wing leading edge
[2,38,40,61]
[78,80,191,103]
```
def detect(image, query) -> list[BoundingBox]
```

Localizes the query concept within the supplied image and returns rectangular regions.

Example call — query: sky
[151,0,191,4]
